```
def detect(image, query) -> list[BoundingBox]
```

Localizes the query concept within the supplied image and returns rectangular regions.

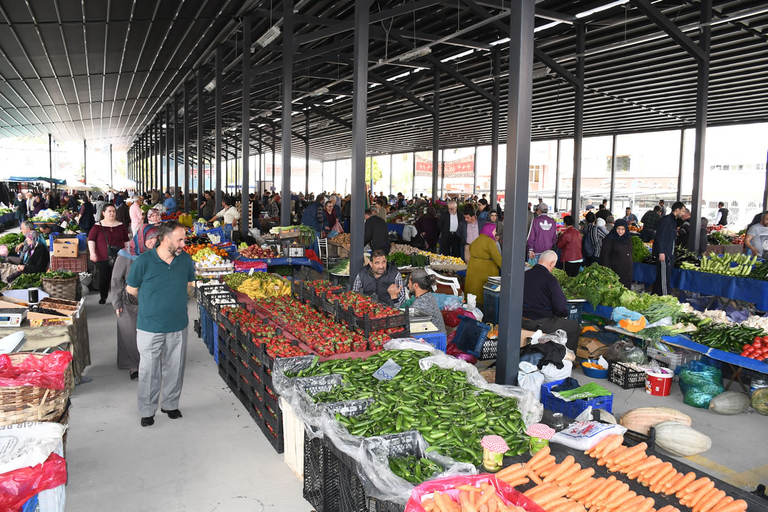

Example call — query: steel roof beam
[629,0,708,62]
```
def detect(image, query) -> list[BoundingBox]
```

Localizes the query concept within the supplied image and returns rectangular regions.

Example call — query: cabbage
[213,221,221,228]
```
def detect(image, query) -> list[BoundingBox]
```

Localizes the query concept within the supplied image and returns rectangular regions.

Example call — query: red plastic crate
[49,254,88,273]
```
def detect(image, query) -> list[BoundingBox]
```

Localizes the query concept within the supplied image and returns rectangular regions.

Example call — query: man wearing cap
[527,202,558,262]
[129,195,144,236]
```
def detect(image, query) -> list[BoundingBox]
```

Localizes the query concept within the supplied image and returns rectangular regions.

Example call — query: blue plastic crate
[198,226,225,240]
[49,232,88,252]
[21,494,38,512]
[212,323,219,364]
[453,315,492,358]
[541,379,613,417]
[415,331,447,352]
[483,288,500,325]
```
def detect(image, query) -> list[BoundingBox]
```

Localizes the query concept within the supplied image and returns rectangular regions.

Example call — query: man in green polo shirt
[126,220,196,427]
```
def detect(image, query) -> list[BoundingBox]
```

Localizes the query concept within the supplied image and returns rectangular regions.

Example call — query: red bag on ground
[0,453,67,511]
[405,474,546,512]
[442,310,461,328]
[0,351,72,390]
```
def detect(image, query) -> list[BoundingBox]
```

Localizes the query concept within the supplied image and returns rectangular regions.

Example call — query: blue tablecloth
[0,213,16,224]
[236,256,324,273]
[661,335,768,374]
[387,223,405,237]
[582,302,615,319]
[633,262,768,310]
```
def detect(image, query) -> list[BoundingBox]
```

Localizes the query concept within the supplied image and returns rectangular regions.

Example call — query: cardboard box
[521,329,535,348]
[52,239,78,258]
[577,336,608,360]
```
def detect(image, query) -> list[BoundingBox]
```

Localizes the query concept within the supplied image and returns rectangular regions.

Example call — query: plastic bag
[518,362,545,401]
[405,474,546,512]
[534,329,568,347]
[462,294,483,322]
[442,295,464,311]
[551,422,627,451]
[0,452,67,511]
[0,351,73,389]
[441,310,462,328]
[611,306,644,323]
[679,360,724,408]
[604,339,646,364]
[541,359,573,383]
[356,431,478,505]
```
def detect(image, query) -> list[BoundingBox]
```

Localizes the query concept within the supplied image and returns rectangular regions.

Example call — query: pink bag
[405,474,546,512]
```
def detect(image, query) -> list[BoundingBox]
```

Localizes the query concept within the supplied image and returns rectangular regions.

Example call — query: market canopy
[5,177,67,185]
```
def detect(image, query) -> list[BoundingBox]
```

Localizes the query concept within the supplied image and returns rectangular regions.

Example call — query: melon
[619,407,692,435]
[708,391,751,415]
[752,388,768,416]
[654,421,712,457]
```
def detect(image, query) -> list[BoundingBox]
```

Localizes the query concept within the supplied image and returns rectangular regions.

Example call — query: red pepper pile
[740,336,768,361]
[336,291,401,319]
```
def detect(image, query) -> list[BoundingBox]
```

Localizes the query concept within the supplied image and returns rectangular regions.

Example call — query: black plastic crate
[303,433,327,512]
[259,399,284,453]
[193,319,201,338]
[367,498,405,512]
[337,457,368,512]
[609,362,647,389]
[480,339,498,360]
[217,308,238,335]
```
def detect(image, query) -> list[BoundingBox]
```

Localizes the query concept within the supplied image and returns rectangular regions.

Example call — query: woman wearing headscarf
[414,207,439,251]
[488,210,503,248]
[600,219,633,288]
[1,229,50,283]
[464,222,503,310]
[110,224,160,380]
[322,200,341,238]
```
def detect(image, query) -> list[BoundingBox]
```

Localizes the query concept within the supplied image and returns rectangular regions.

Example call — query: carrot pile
[586,434,747,512]
[418,482,527,512]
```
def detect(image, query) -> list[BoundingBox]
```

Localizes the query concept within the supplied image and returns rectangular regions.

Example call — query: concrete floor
[65,291,315,512]
[62,285,767,510]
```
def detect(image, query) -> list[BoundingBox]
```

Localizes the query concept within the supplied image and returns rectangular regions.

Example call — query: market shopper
[351,249,406,307]
[13,193,27,224]
[129,195,144,236]
[414,207,439,251]
[600,219,633,288]
[640,205,662,242]
[556,215,582,277]
[126,221,196,427]
[488,210,503,248]
[623,207,638,227]
[163,192,177,214]
[77,194,96,234]
[147,208,162,226]
[521,250,580,351]
[438,201,465,258]
[407,269,446,334]
[364,209,390,254]
[322,200,342,239]
[0,229,50,283]
[652,201,686,295]
[209,196,241,242]
[745,211,768,258]
[200,191,216,221]
[527,203,557,263]
[111,224,160,381]
[464,223,502,310]
[88,204,131,305]
[460,205,484,262]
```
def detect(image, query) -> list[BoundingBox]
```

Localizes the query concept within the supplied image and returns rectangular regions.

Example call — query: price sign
[373,358,402,381]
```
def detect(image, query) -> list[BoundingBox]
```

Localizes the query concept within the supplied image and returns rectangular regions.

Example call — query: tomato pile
[162,211,182,221]
[740,336,768,361]
[258,296,370,355]
[336,291,401,319]
[185,243,229,258]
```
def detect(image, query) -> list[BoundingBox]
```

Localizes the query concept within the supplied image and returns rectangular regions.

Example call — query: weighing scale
[0,309,27,328]
[408,311,439,335]
[483,276,501,294]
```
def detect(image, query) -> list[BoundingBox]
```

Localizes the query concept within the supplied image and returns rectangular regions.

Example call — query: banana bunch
[681,252,758,276]
[237,274,291,299]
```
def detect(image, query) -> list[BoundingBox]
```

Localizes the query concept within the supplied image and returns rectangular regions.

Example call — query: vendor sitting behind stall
[0,229,50,283]
[407,269,446,334]
[521,250,580,351]
[351,249,406,307]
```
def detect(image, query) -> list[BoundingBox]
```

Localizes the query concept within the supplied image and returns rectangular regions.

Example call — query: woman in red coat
[557,215,583,277]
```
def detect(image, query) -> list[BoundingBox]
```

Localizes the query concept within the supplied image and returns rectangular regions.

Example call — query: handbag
[100,224,121,267]
[412,233,428,250]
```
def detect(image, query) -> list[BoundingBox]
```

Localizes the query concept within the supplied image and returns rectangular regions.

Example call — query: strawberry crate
[336,304,410,339]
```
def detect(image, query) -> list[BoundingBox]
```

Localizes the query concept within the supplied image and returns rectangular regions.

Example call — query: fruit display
[679,253,757,276]
[237,273,291,299]
[220,307,308,359]
[185,244,229,258]
[336,291,401,319]
[290,350,528,465]
[420,251,464,266]
[258,296,370,355]
[303,280,344,296]
[239,245,277,259]
[192,250,224,266]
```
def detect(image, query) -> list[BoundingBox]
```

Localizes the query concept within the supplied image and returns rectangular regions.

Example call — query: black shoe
[130,371,139,380]
[141,416,154,427]
[161,409,182,419]
[98,298,106,304]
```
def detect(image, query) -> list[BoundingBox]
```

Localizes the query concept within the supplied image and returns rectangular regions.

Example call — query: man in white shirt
[209,196,241,242]
[438,201,465,258]
[745,212,768,258]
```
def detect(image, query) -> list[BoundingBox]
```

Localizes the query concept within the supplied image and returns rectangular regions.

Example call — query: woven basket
[41,275,79,301]
[0,354,74,427]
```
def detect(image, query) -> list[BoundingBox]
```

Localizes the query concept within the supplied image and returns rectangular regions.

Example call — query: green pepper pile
[690,323,766,354]
[292,350,528,465]
[388,456,442,484]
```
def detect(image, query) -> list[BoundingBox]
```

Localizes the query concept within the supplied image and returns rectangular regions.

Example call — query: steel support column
[764,151,768,212]
[554,139,561,212]
[431,69,439,202]
[215,46,223,210]
[109,144,113,190]
[242,14,252,230]
[610,134,617,211]
[305,112,310,196]
[496,0,534,386]
[83,140,87,185]
[411,152,416,199]
[48,134,53,182]
[677,130,685,203]
[689,1,711,254]
[349,0,370,282]
[570,24,585,217]
[173,95,179,201]
[281,0,295,227]
[197,72,205,206]
[183,84,190,213]
[490,47,500,209]
[166,109,171,194]
[160,113,165,194]
[271,122,276,185]
[155,118,160,191]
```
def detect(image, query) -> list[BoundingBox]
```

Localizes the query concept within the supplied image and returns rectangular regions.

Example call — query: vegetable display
[689,323,765,355]
[388,456,442,485]
[738,336,768,361]
[387,251,412,267]
[558,264,625,307]
[632,236,649,262]
[679,253,757,276]
[294,350,529,465]
[748,261,768,281]
[0,233,24,247]
[10,270,77,290]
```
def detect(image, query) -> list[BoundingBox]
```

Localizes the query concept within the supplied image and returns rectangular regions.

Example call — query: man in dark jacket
[652,201,686,295]
[521,250,580,350]
[364,209,390,253]
[437,201,465,258]
[301,193,325,234]
[640,205,662,242]
[351,249,406,307]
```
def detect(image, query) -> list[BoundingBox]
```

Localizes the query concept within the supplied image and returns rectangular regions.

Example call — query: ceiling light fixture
[256,26,281,47]
[310,87,329,97]
[398,47,432,62]
[204,79,216,93]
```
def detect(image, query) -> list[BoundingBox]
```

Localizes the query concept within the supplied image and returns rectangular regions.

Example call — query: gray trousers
[136,328,187,417]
